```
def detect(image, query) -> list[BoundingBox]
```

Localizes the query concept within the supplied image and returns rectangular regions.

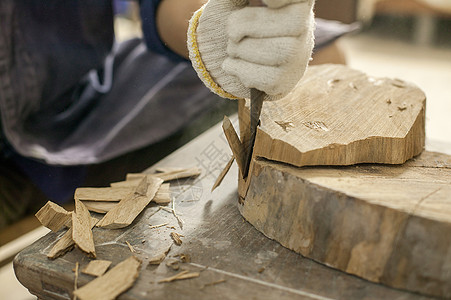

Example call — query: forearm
[156,0,207,59]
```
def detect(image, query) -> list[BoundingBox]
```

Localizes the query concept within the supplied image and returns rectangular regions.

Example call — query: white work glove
[187,0,315,100]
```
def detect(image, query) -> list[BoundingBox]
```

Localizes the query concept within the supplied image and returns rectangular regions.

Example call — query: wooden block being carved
[238,64,426,171]
[236,65,447,297]
[72,199,96,258]
[73,256,141,300]
[97,177,163,229]
[239,151,451,298]
[35,201,72,232]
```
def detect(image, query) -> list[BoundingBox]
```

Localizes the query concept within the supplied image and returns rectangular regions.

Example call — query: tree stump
[236,65,451,298]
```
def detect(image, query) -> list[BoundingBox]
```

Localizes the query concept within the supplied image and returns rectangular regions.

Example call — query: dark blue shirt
[140,0,187,62]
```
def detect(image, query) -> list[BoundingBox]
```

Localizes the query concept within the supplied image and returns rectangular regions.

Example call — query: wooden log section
[239,151,451,298]
[236,65,450,297]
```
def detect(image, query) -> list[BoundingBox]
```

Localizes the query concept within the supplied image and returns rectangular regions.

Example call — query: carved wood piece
[238,64,426,172]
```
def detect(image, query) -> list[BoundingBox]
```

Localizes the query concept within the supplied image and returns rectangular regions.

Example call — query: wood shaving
[170,232,183,246]
[201,279,226,289]
[149,223,169,229]
[211,156,234,192]
[158,270,200,283]
[126,241,135,253]
[74,262,79,300]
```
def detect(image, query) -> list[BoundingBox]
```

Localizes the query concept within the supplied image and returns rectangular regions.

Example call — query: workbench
[14,117,437,300]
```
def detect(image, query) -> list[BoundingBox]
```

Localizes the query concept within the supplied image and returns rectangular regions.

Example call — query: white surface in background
[341,34,451,150]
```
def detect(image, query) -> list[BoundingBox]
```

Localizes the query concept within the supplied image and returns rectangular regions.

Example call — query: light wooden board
[239,64,426,172]
[239,151,451,298]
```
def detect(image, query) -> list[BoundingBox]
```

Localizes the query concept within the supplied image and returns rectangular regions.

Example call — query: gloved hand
[187,0,315,100]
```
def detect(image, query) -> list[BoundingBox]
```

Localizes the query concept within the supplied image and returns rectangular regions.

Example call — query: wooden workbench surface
[14,118,436,300]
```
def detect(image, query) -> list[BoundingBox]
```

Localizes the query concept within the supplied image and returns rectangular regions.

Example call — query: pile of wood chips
[35,167,201,300]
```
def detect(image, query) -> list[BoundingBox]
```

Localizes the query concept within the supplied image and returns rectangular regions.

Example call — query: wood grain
[238,64,426,171]
[239,151,451,298]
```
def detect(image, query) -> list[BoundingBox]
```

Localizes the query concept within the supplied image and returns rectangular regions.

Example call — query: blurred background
[1,0,450,298]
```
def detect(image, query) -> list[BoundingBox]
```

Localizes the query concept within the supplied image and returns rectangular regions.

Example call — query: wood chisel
[243,0,266,179]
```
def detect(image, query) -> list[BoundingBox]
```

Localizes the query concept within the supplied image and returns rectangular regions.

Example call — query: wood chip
[82,260,112,277]
[48,216,98,260]
[110,179,140,188]
[170,232,183,246]
[222,116,245,177]
[72,199,96,258]
[73,256,142,300]
[35,201,72,232]
[127,167,201,182]
[165,258,180,270]
[211,156,234,192]
[97,177,163,229]
[148,245,172,265]
[158,270,200,283]
[75,187,133,202]
[155,167,185,173]
[48,227,75,259]
[153,183,171,205]
[82,201,117,214]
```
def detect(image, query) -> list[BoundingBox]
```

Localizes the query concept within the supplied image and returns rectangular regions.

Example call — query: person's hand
[187,0,315,100]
